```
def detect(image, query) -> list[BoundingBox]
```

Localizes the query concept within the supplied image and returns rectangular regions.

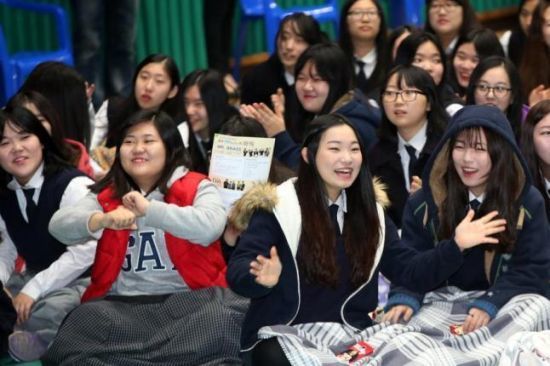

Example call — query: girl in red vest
[46,109,247,365]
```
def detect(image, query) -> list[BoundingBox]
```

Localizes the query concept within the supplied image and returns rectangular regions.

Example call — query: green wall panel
[0,0,521,80]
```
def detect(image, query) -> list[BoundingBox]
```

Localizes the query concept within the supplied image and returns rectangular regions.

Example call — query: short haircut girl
[0,107,71,191]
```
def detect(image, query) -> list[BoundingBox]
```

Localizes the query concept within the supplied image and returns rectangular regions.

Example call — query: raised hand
[462,307,490,334]
[122,191,150,217]
[271,88,286,118]
[249,246,282,288]
[382,305,414,324]
[454,210,506,250]
[239,102,286,137]
[528,84,550,107]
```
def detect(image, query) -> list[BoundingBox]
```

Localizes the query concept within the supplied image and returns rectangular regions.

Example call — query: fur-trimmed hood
[228,177,390,232]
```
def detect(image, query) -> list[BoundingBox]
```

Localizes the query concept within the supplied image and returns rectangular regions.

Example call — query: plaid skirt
[256,288,550,366]
[43,287,249,366]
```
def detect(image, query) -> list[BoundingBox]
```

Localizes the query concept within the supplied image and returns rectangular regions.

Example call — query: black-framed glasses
[382,89,426,103]
[474,84,512,97]
[429,1,459,12]
[347,10,380,21]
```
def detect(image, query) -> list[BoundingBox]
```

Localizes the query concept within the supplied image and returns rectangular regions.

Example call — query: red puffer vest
[82,171,227,302]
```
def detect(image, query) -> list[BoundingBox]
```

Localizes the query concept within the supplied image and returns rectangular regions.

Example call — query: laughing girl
[384,105,549,336]
[46,110,246,364]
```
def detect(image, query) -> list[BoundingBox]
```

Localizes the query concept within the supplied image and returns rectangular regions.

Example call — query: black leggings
[250,338,291,366]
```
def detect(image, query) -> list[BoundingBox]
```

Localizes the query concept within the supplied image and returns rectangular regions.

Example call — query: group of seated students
[0,0,549,365]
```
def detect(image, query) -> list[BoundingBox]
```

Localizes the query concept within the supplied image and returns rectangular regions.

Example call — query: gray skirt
[43,287,249,366]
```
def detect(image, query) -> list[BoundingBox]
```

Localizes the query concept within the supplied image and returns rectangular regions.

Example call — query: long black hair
[21,61,91,149]
[296,113,380,287]
[90,110,190,198]
[106,54,183,147]
[440,126,521,253]
[338,0,388,92]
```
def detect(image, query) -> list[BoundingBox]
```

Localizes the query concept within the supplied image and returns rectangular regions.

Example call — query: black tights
[250,338,291,366]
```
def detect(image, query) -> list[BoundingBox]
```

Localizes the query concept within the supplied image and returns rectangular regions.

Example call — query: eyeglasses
[474,84,512,97]
[429,1,459,12]
[347,10,380,21]
[382,89,425,103]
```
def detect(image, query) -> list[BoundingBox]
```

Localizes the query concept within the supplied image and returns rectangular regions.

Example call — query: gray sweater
[49,167,226,296]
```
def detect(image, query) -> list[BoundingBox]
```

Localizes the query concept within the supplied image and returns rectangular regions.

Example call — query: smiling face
[412,40,444,85]
[0,122,43,186]
[183,84,209,139]
[134,62,178,110]
[453,42,479,88]
[347,0,381,44]
[306,124,362,201]
[382,73,430,139]
[277,20,310,74]
[452,128,492,196]
[296,61,330,114]
[473,66,513,113]
[120,121,166,192]
[533,113,550,177]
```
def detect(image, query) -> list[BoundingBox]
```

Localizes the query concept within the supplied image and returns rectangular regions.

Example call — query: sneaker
[8,330,48,362]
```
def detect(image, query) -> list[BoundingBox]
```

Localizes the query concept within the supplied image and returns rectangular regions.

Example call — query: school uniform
[0,164,96,344]
[386,105,550,319]
[44,167,248,365]
[368,122,441,228]
[227,178,461,353]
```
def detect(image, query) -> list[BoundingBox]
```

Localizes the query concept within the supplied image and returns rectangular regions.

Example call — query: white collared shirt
[284,70,295,86]
[7,162,45,223]
[397,122,428,191]
[327,190,347,232]
[0,166,97,300]
[355,48,377,79]
[468,191,486,204]
[545,178,550,198]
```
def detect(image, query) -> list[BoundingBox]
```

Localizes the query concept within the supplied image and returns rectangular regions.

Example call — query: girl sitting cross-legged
[0,107,95,362]
[45,110,248,365]
[226,113,515,365]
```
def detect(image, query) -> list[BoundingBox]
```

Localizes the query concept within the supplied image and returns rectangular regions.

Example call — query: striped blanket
[257,287,550,366]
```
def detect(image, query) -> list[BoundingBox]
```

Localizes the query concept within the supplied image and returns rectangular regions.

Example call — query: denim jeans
[72,0,138,107]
